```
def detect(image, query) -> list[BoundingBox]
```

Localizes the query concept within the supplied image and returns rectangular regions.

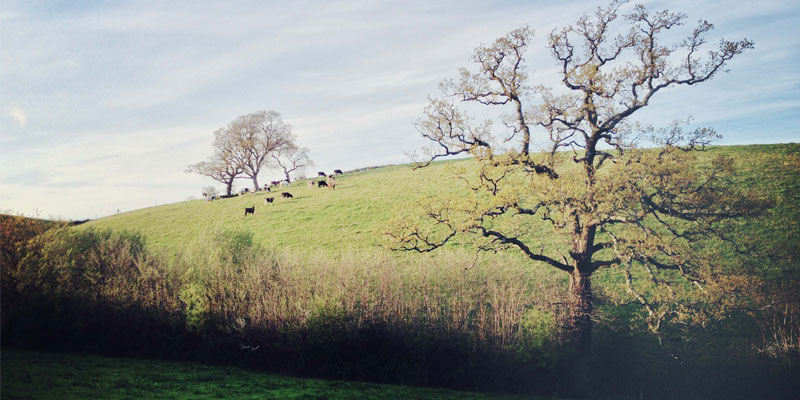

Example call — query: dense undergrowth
[3,225,567,392]
[2,218,797,398]
[2,144,799,398]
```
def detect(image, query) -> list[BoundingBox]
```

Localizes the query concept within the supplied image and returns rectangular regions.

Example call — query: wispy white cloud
[9,106,26,127]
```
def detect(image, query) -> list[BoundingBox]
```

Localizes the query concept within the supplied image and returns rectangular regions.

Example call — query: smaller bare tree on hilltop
[188,110,311,193]
[272,143,313,183]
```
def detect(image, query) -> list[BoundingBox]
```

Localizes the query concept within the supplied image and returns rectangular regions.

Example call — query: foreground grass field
[0,350,541,400]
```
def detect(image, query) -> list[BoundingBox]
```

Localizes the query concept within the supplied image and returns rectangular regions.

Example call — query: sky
[1,0,798,220]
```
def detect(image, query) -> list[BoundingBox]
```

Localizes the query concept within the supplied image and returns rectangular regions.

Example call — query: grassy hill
[82,161,467,254]
[4,143,799,399]
[82,144,799,261]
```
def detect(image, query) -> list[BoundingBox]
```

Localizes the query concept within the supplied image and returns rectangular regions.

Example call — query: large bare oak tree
[390,1,759,396]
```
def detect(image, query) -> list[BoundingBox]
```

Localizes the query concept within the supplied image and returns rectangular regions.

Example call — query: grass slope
[83,162,464,254]
[0,350,542,400]
[83,144,799,259]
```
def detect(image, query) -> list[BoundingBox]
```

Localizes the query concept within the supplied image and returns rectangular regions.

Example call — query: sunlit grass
[83,162,464,253]
[82,144,799,266]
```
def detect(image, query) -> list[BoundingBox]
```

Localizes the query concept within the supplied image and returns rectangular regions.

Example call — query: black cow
[317,171,326,177]
[333,169,343,175]
[244,206,255,216]
[264,197,274,204]
[317,180,328,188]
[281,192,293,199]
[270,180,280,187]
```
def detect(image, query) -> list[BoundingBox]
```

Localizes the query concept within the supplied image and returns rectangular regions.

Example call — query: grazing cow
[208,195,216,201]
[244,206,255,216]
[333,169,343,175]
[270,180,280,187]
[202,192,208,198]
[264,197,274,205]
[327,175,336,190]
[318,171,326,177]
[281,192,293,199]
[307,181,314,188]
[317,180,328,188]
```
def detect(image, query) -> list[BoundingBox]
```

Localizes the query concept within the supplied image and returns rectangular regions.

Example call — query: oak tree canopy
[187,110,311,194]
[390,1,760,395]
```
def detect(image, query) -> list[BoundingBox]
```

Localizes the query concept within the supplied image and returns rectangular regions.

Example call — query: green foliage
[17,228,147,298]
[0,213,66,330]
[179,281,209,333]
[513,308,559,368]
[2,220,567,392]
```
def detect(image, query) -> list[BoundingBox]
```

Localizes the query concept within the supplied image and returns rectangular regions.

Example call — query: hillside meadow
[81,144,798,261]
[82,161,468,254]
[2,143,798,399]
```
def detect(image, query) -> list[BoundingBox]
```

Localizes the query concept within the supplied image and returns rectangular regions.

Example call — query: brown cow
[327,175,336,190]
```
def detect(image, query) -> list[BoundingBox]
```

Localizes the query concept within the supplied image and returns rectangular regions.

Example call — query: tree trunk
[252,176,260,191]
[225,180,233,196]
[283,170,292,183]
[566,268,594,398]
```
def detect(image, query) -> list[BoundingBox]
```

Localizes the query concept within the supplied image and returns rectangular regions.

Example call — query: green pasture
[0,350,540,400]
[82,144,799,264]
[83,162,466,254]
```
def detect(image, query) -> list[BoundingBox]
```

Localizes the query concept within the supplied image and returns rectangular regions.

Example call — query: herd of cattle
[201,170,344,216]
